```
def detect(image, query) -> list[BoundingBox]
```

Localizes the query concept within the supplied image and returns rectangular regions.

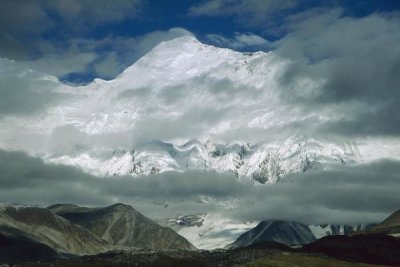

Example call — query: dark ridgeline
[0,205,107,257]
[225,220,316,249]
[365,210,400,235]
[0,203,194,264]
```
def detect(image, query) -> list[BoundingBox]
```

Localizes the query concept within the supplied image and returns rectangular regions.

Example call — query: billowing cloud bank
[1,150,399,224]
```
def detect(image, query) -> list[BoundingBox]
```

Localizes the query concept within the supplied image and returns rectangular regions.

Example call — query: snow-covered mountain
[171,216,375,250]
[48,137,359,183]
[2,36,399,183]
[309,224,375,239]
[2,35,399,251]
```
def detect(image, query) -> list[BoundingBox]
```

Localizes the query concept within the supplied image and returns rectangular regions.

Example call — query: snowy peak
[114,35,277,91]
[118,36,231,80]
[135,35,237,68]
[3,35,393,185]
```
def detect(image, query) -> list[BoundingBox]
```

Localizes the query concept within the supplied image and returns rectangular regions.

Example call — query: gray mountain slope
[49,203,196,250]
[226,220,316,249]
[365,209,400,235]
[0,206,107,255]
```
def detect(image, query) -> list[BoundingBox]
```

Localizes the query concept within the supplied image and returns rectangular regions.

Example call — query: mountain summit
[49,203,195,250]
[0,203,195,263]
[13,36,375,183]
[2,36,396,184]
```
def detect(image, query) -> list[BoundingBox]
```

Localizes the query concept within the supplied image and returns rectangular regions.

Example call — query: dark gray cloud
[273,10,400,137]
[189,4,400,138]
[0,0,149,81]
[234,160,400,224]
[0,150,108,205]
[0,150,247,214]
[0,0,51,59]
[0,0,142,59]
[1,150,399,225]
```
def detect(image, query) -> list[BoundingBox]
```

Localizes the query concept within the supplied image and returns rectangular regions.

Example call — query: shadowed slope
[49,203,195,250]
[0,226,58,263]
[226,220,316,249]
[0,206,107,255]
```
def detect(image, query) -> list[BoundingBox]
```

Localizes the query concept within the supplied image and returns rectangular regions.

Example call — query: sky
[1,0,399,84]
[1,0,400,229]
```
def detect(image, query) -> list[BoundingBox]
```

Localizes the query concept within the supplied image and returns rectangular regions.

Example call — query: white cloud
[2,28,193,81]
[207,32,271,49]
[0,58,70,118]
[23,52,97,78]
[87,27,193,80]
[93,52,121,79]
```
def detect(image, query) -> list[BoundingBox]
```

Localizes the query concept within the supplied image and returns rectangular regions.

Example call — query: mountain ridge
[0,205,107,255]
[48,203,196,250]
[226,220,316,249]
[0,203,195,261]
[48,136,359,183]
[3,36,396,184]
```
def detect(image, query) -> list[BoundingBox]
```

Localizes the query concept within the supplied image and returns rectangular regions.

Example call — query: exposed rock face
[49,203,196,250]
[226,220,316,249]
[0,206,107,255]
